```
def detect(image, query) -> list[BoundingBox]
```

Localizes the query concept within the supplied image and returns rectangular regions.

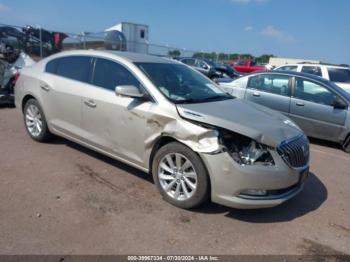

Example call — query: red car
[229,60,266,73]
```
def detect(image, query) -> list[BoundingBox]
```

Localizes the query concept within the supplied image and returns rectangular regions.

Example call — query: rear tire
[152,142,210,209]
[23,99,52,142]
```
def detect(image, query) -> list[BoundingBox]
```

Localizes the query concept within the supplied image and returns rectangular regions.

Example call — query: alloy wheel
[158,153,198,201]
[25,104,43,137]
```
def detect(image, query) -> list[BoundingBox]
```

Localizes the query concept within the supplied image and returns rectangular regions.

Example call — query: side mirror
[332,97,348,109]
[115,85,148,99]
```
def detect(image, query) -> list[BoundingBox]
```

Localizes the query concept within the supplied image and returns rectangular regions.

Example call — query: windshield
[136,62,232,104]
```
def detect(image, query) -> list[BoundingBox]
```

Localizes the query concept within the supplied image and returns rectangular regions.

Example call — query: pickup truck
[229,60,266,73]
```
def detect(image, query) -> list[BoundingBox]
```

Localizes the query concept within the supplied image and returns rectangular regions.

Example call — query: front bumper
[200,150,308,209]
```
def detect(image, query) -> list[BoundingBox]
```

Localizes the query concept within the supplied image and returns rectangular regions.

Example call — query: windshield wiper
[175,98,201,104]
[197,95,233,102]
[175,95,233,104]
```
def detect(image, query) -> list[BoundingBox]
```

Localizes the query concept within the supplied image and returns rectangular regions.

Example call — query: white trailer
[269,57,320,67]
[105,22,149,54]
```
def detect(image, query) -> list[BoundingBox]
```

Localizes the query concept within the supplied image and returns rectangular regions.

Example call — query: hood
[176,98,302,148]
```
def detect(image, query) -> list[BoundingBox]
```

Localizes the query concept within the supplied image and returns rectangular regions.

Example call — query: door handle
[40,84,50,92]
[84,99,97,108]
[253,92,260,97]
[296,102,305,107]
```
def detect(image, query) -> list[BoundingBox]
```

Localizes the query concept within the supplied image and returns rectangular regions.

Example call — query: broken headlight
[218,129,275,166]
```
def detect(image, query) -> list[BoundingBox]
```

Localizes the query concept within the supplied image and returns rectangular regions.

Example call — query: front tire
[343,135,350,153]
[23,99,52,142]
[152,142,210,209]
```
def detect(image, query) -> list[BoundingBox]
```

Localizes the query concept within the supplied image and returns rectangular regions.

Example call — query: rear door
[41,56,93,139]
[289,77,347,140]
[244,74,291,115]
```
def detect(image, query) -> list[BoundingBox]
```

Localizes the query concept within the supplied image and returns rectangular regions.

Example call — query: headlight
[218,129,275,166]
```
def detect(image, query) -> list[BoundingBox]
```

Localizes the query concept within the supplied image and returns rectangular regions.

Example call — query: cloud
[261,25,296,43]
[0,3,9,12]
[244,26,253,31]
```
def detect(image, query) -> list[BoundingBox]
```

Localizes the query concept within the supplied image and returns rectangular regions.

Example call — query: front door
[289,77,347,140]
[82,57,152,167]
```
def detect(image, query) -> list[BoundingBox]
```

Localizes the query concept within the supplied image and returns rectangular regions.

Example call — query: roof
[276,63,349,69]
[265,70,330,82]
[103,50,174,63]
[248,70,350,101]
[47,49,175,64]
[105,22,149,32]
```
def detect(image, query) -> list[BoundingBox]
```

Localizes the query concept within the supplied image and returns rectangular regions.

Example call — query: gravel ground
[0,107,349,255]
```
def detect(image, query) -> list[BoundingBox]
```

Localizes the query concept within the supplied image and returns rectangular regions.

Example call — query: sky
[0,0,349,64]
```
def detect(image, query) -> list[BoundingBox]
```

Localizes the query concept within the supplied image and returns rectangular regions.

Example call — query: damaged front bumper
[200,150,307,209]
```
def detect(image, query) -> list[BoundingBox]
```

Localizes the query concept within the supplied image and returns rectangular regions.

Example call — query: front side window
[55,56,92,82]
[279,65,298,71]
[136,62,231,103]
[92,58,140,91]
[301,66,322,77]
[294,78,337,106]
[328,68,350,83]
[248,74,290,96]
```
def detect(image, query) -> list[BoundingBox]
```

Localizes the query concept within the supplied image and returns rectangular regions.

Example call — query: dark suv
[179,58,217,79]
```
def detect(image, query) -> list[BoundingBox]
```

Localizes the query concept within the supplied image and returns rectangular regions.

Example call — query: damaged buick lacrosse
[15,50,310,209]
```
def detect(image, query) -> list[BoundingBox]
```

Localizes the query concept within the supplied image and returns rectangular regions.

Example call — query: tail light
[13,72,20,85]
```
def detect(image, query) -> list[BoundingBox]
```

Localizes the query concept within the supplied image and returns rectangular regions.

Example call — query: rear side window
[278,65,298,71]
[92,58,140,91]
[301,66,322,77]
[328,68,350,83]
[248,74,290,96]
[45,59,59,74]
[56,56,92,82]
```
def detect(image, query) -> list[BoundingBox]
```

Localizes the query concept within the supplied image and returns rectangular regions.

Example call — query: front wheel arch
[151,140,211,209]
[343,133,350,153]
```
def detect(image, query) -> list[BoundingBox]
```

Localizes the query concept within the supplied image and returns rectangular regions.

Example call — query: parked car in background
[0,51,35,106]
[15,50,309,209]
[214,63,243,79]
[229,59,266,73]
[178,57,217,79]
[220,71,350,153]
[275,63,350,93]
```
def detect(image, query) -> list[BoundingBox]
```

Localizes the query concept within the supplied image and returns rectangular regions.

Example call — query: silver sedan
[15,50,309,209]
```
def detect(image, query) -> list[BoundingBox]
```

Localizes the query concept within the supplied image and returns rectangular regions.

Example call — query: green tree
[168,49,181,57]
[256,54,274,64]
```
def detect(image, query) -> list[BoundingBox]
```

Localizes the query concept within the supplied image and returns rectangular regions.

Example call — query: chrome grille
[277,134,309,168]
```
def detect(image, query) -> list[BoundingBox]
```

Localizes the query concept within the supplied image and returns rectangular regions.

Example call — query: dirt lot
[0,107,349,255]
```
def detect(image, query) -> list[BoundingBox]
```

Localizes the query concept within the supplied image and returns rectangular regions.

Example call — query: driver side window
[92,58,140,91]
[294,78,337,106]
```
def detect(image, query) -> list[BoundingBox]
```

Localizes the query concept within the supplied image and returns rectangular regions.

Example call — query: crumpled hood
[176,98,302,148]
